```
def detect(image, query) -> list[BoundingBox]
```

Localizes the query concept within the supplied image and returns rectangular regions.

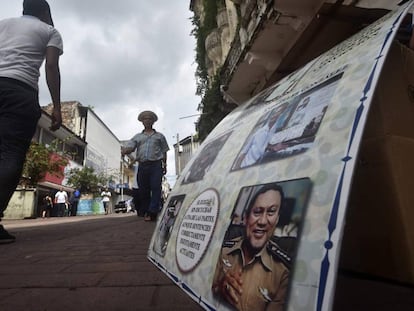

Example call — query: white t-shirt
[55,191,68,204]
[101,191,111,202]
[0,15,63,90]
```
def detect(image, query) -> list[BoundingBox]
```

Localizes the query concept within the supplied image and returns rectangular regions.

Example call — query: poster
[148,2,414,310]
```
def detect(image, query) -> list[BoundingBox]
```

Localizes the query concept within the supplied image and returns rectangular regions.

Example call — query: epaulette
[267,239,292,269]
[222,240,238,248]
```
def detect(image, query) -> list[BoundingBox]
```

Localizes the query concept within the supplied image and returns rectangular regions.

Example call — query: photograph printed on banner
[232,74,343,170]
[182,132,232,184]
[153,194,186,256]
[211,178,312,311]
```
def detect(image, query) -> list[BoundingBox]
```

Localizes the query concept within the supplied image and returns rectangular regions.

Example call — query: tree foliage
[66,166,108,194]
[191,0,219,95]
[22,141,69,187]
[191,0,236,140]
[197,77,229,141]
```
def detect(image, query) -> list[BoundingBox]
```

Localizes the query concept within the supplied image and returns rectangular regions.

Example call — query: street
[0,214,203,311]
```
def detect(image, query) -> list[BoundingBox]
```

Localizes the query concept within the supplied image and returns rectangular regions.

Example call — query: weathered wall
[3,189,36,220]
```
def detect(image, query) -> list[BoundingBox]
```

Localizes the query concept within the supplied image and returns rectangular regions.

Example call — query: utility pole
[176,133,181,175]
[120,157,124,201]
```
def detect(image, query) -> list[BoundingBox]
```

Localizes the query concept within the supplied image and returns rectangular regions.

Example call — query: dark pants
[132,188,139,213]
[56,203,66,217]
[70,200,79,216]
[137,161,163,217]
[103,201,109,214]
[0,78,40,219]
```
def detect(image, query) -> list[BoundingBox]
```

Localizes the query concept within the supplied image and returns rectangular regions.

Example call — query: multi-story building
[5,101,133,219]
[44,101,123,188]
[4,109,87,219]
[191,0,408,106]
[174,134,200,176]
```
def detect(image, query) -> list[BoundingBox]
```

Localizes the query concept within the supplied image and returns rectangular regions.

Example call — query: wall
[3,189,36,220]
[85,110,121,181]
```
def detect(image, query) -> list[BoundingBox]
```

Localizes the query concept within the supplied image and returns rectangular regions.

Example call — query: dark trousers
[132,188,139,212]
[70,201,79,216]
[0,78,40,219]
[103,201,109,214]
[137,161,163,216]
[56,203,66,217]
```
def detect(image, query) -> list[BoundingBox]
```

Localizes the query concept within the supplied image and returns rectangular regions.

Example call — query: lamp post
[120,157,124,201]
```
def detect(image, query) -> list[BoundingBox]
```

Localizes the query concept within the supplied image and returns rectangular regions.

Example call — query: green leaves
[22,141,69,187]
[65,166,108,195]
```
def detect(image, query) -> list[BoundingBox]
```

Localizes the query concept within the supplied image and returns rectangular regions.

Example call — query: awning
[37,181,74,193]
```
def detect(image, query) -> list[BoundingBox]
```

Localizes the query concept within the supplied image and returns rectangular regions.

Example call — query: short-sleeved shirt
[55,191,68,204]
[212,237,289,311]
[126,130,169,162]
[0,15,63,90]
[101,191,111,202]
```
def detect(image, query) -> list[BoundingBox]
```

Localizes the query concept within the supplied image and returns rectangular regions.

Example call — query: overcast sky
[0,0,200,182]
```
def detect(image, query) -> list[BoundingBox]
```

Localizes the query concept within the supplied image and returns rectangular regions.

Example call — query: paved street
[3,213,414,311]
[0,214,203,311]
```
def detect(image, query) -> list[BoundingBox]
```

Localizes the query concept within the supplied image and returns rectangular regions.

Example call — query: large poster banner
[148,2,414,310]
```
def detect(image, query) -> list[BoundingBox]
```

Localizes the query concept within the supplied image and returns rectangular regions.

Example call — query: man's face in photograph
[245,189,281,252]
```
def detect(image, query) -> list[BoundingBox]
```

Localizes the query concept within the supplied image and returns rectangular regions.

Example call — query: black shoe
[0,225,16,244]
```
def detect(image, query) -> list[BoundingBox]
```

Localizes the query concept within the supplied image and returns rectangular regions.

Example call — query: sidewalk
[0,214,203,311]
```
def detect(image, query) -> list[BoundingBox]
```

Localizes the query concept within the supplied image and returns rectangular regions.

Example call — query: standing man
[69,189,80,216]
[122,110,169,221]
[101,188,111,215]
[212,183,290,311]
[54,187,68,217]
[0,0,63,243]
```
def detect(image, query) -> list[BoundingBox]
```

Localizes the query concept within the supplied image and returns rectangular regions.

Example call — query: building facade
[191,0,408,106]
[174,135,200,176]
[44,101,123,187]
[5,102,133,219]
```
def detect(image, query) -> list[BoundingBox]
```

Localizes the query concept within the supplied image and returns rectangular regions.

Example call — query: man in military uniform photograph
[212,183,290,311]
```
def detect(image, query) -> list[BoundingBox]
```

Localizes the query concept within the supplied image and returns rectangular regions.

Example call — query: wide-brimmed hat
[138,110,158,122]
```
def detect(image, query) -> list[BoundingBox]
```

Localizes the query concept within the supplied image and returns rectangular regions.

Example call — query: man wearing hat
[0,0,63,243]
[122,110,170,221]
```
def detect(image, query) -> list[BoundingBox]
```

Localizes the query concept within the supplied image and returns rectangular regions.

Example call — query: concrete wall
[3,189,36,220]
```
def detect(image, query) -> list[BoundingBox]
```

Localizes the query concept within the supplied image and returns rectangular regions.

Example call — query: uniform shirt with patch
[213,237,289,311]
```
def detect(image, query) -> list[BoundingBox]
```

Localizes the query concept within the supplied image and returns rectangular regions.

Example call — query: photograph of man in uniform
[212,179,311,311]
[153,195,185,256]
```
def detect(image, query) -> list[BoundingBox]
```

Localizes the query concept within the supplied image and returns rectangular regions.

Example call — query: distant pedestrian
[101,188,111,215]
[0,0,63,243]
[69,189,80,216]
[54,187,68,217]
[41,193,53,218]
[121,110,169,221]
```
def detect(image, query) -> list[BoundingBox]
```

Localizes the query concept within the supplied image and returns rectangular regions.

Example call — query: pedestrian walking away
[101,188,111,215]
[121,110,169,222]
[0,0,63,243]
